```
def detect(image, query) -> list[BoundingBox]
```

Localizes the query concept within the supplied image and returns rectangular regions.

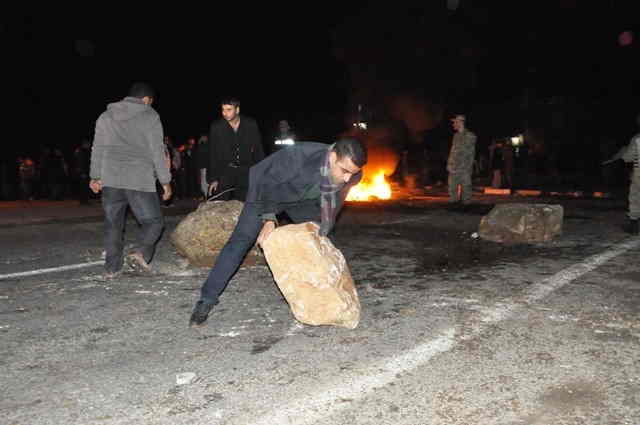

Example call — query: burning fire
[346,170,392,201]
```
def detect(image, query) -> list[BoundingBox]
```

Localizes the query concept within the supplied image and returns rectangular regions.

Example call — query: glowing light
[510,134,524,146]
[275,138,295,145]
[346,170,392,201]
[352,122,368,130]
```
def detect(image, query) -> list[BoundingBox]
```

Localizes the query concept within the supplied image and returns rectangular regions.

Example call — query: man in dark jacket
[207,98,264,201]
[90,82,172,278]
[190,139,367,327]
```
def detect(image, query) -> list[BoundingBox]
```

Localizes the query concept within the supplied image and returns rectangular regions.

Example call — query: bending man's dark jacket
[207,116,264,184]
[246,142,362,235]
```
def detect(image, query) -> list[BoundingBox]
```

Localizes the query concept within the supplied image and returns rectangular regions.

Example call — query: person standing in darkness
[447,114,477,204]
[207,98,264,201]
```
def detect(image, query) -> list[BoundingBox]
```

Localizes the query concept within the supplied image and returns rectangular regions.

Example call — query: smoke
[341,125,404,180]
[343,94,443,182]
[387,94,443,144]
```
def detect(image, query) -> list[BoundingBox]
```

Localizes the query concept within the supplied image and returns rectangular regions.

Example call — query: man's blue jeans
[102,187,164,273]
[200,200,319,304]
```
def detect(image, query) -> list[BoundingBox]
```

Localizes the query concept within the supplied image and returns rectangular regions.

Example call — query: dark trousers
[186,166,199,198]
[50,183,65,200]
[76,177,90,203]
[215,167,249,201]
[102,187,164,273]
[175,169,187,199]
[19,179,34,200]
[200,199,319,304]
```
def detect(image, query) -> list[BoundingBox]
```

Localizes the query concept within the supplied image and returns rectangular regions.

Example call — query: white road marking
[0,261,104,280]
[241,237,640,425]
[382,216,433,226]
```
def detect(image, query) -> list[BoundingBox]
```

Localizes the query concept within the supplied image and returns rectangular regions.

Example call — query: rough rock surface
[170,200,261,267]
[479,203,563,244]
[262,222,361,329]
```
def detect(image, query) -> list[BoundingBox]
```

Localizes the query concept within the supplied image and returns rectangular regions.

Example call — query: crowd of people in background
[1,142,90,202]
[1,112,633,205]
[0,135,211,204]
[160,134,210,207]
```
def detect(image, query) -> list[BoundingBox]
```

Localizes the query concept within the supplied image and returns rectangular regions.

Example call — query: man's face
[221,104,239,122]
[451,116,465,132]
[279,120,290,133]
[329,151,361,185]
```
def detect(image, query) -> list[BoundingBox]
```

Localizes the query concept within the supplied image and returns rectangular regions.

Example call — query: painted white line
[382,216,432,226]
[0,261,104,280]
[242,237,640,425]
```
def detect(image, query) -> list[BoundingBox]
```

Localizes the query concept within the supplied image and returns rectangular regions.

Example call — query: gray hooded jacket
[90,97,171,192]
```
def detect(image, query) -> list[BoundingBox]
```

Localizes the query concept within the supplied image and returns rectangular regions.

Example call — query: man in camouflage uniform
[603,114,640,234]
[447,114,477,204]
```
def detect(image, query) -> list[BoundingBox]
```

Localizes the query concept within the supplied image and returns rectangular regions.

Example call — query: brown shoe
[126,252,151,273]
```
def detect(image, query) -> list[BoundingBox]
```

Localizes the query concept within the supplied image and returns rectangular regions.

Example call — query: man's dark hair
[129,82,155,99]
[333,138,367,168]
[221,97,241,108]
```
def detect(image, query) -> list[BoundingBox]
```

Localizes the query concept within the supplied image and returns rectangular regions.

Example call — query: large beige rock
[170,200,261,267]
[478,203,563,244]
[262,222,361,329]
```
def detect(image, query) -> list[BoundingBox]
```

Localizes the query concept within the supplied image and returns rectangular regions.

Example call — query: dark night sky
[8,5,359,156]
[7,1,640,159]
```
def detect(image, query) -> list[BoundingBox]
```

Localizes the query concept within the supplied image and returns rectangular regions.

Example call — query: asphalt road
[1,196,639,425]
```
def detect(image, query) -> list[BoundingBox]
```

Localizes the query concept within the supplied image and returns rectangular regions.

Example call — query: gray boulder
[479,203,563,244]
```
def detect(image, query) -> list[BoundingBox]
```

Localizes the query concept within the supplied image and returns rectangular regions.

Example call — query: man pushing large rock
[189,139,367,328]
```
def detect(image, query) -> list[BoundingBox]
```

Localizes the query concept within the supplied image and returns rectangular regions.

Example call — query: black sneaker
[189,300,215,327]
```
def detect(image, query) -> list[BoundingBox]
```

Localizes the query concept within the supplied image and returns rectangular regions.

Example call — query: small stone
[176,372,197,386]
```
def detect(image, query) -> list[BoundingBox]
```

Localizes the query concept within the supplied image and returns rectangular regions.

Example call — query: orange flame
[346,170,392,201]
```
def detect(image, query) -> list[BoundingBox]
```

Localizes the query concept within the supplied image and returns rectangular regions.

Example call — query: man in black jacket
[207,98,264,201]
[190,139,367,327]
